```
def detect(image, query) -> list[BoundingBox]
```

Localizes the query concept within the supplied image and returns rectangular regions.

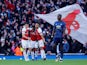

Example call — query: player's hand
[43,38,46,43]
[43,40,46,43]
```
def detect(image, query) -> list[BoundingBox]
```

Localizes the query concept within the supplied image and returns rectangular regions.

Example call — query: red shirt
[30,30,37,41]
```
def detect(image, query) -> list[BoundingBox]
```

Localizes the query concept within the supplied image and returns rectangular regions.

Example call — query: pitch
[0,60,87,65]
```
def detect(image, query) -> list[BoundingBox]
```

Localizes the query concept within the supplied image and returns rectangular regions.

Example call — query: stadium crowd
[0,0,87,55]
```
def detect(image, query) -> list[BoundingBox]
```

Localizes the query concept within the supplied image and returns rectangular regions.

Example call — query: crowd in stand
[0,0,87,55]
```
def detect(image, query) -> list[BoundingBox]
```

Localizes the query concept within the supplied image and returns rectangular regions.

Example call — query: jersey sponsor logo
[56,25,61,29]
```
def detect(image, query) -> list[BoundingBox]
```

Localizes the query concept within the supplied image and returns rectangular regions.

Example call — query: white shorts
[38,40,44,47]
[31,41,38,48]
[21,40,31,48]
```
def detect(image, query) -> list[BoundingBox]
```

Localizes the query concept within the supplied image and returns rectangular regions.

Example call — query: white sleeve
[38,28,43,35]
[22,27,26,34]
[28,28,32,31]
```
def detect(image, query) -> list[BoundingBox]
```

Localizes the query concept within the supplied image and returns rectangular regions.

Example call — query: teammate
[52,14,66,62]
[21,23,31,61]
[35,23,46,60]
[30,26,38,60]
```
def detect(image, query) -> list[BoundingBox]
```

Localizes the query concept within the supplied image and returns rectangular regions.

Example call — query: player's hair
[35,22,40,26]
[32,26,35,31]
[57,14,62,17]
[22,22,29,28]
[24,22,29,25]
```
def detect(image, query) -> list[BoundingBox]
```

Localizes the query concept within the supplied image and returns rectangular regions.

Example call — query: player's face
[25,24,29,28]
[57,15,62,21]
[35,23,39,28]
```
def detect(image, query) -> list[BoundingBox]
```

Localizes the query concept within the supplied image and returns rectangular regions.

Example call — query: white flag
[35,4,87,44]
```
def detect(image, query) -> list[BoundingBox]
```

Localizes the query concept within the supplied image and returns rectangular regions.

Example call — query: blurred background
[0,0,87,56]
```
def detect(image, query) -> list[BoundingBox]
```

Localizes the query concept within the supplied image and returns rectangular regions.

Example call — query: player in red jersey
[30,26,38,60]
[21,23,31,61]
[35,23,46,60]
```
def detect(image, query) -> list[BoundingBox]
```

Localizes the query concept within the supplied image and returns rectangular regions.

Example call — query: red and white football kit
[35,27,44,47]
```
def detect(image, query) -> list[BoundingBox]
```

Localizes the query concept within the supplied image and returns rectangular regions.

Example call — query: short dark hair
[57,14,62,17]
[35,22,40,25]
[24,22,29,25]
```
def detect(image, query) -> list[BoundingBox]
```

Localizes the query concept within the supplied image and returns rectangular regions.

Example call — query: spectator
[71,39,83,53]
[63,39,69,52]
[0,0,86,55]
[65,35,73,52]
[45,39,52,55]
[14,44,23,56]
[84,43,87,55]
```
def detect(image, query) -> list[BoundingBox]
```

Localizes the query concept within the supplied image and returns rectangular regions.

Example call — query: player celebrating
[35,23,46,60]
[52,14,66,62]
[21,23,31,61]
[30,26,38,60]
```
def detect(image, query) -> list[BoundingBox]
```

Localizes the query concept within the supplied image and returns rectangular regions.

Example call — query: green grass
[0,60,87,65]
